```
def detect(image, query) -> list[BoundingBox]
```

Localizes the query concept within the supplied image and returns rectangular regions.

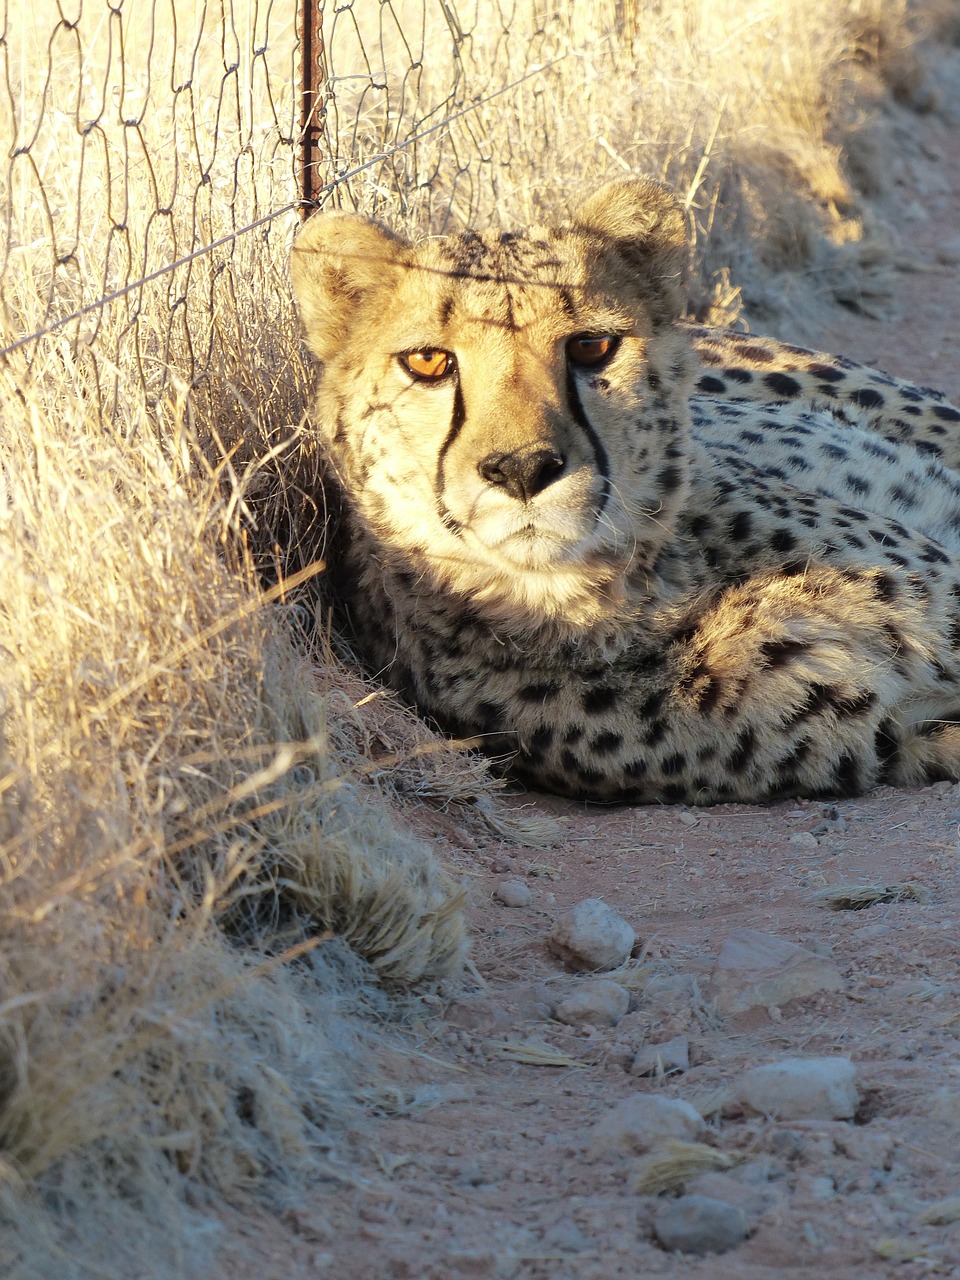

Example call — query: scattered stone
[737,1057,859,1120]
[653,1194,748,1255]
[919,1197,960,1226]
[555,979,630,1027]
[589,1094,704,1158]
[542,1220,593,1253]
[788,830,818,848]
[686,1168,777,1220]
[833,1126,895,1168]
[549,898,635,972]
[630,1035,690,1077]
[493,878,532,908]
[710,928,845,1014]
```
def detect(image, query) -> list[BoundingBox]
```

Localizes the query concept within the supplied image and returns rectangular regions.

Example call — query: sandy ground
[220,59,960,1280]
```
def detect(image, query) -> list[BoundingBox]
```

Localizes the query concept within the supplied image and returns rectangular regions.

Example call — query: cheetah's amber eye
[567,335,620,368]
[400,349,456,381]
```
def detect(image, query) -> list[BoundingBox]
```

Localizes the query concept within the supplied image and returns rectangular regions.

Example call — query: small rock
[493,878,532,908]
[795,1173,837,1202]
[630,1035,690,1077]
[686,1169,776,1220]
[542,1220,593,1253]
[710,929,845,1014]
[737,1057,859,1120]
[549,898,636,972]
[935,235,960,266]
[833,1126,894,1169]
[588,1094,704,1158]
[788,830,818,847]
[555,979,630,1027]
[653,1195,748,1255]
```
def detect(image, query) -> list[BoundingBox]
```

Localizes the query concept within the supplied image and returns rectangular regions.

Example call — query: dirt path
[221,54,960,1280]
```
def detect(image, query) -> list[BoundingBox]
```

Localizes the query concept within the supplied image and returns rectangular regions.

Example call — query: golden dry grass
[0,0,949,1273]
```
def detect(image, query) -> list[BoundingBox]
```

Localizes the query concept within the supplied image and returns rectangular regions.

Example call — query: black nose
[477,447,566,503]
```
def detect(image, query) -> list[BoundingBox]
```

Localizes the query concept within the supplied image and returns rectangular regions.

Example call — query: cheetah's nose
[477,447,566,503]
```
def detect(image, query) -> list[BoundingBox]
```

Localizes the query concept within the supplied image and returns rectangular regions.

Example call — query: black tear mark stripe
[566,364,611,517]
[435,380,468,535]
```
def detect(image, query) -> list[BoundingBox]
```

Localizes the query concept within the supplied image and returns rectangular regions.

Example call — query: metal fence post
[299,0,325,217]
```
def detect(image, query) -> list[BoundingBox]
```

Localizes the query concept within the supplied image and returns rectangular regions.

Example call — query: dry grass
[0,0,951,1273]
[321,0,938,337]
[0,335,488,1275]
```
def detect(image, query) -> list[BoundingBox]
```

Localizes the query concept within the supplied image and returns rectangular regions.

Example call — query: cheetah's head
[291,179,694,627]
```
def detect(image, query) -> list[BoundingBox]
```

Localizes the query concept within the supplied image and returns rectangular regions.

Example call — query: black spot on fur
[724,367,754,384]
[849,388,884,410]
[662,784,688,803]
[529,726,554,753]
[734,343,774,363]
[694,675,723,715]
[657,464,683,493]
[771,527,798,553]
[821,442,848,461]
[934,404,960,422]
[760,636,810,668]
[661,752,686,776]
[776,738,811,776]
[807,362,845,382]
[729,510,753,541]
[639,689,668,720]
[582,685,618,715]
[765,372,802,397]
[921,543,951,565]
[517,681,560,703]
[872,571,898,602]
[727,727,756,773]
[475,700,505,729]
[697,374,727,393]
[834,690,877,716]
[689,513,712,536]
[591,730,623,756]
[623,758,647,779]
[832,752,860,795]
[787,683,838,724]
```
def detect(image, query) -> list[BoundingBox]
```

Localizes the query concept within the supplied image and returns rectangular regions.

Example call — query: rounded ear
[290,211,409,363]
[572,178,688,324]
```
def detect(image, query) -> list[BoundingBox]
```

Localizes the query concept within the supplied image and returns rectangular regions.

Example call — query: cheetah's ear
[572,178,688,324]
[291,211,409,363]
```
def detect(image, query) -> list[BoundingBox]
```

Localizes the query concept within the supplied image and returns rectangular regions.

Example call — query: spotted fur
[290,179,960,804]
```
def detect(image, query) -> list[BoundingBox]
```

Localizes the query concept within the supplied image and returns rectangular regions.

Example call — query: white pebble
[654,1195,748,1255]
[630,1035,690,1077]
[549,898,635,972]
[493,878,532,908]
[710,928,844,1014]
[737,1056,859,1120]
[554,979,630,1027]
[588,1093,704,1158]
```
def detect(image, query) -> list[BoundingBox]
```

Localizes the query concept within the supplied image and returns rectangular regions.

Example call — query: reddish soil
[220,58,960,1280]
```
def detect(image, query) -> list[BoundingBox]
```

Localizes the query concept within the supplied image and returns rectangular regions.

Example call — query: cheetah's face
[291,180,695,618]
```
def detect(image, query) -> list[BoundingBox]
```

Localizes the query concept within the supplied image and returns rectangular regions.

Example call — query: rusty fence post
[299,0,324,217]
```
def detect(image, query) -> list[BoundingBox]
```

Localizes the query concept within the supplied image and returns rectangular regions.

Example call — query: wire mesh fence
[0,0,634,422]
[0,0,904,426]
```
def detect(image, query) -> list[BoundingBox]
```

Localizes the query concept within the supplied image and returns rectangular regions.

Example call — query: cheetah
[290,177,960,805]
